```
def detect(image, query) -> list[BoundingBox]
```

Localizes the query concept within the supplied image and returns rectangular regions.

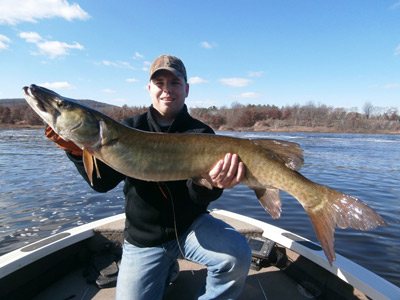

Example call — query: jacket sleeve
[186,179,223,204]
[66,152,125,193]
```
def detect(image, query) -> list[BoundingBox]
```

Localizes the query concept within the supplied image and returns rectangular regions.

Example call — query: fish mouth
[23,86,47,113]
[22,86,29,94]
[23,86,35,99]
[70,121,83,132]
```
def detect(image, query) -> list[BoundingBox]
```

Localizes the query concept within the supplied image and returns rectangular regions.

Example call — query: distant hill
[0,97,148,127]
[0,99,26,106]
[0,98,119,110]
[2,98,398,134]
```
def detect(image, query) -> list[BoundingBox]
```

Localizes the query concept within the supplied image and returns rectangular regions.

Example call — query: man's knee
[221,237,252,274]
[234,240,252,271]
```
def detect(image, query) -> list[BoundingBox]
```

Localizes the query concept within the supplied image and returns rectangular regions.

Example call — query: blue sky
[1,1,399,112]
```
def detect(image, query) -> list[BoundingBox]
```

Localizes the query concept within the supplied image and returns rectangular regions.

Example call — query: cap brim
[149,67,185,81]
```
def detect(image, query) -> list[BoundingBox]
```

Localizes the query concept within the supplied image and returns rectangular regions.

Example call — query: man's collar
[148,104,189,132]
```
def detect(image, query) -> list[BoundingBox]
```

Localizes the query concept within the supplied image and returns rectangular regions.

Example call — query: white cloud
[19,31,84,58]
[0,34,11,51]
[248,71,264,77]
[201,41,212,49]
[0,0,90,25]
[119,61,135,69]
[133,52,144,59]
[102,60,135,70]
[370,83,400,89]
[187,99,217,107]
[39,81,74,89]
[102,60,113,66]
[189,77,209,84]
[394,45,400,56]
[19,31,42,43]
[219,78,252,87]
[384,83,400,89]
[126,78,139,83]
[234,92,263,99]
[390,1,400,9]
[102,88,116,93]
[142,61,151,71]
[37,40,83,58]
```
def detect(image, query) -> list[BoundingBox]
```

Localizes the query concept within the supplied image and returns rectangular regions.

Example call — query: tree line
[0,101,147,127]
[1,100,399,133]
[190,102,400,133]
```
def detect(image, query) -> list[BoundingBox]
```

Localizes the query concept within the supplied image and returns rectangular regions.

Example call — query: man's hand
[45,126,83,156]
[201,153,245,189]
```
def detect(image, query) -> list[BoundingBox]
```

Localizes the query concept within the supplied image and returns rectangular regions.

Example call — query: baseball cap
[149,54,187,82]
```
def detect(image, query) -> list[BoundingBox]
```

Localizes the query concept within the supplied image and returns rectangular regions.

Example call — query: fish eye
[56,99,68,108]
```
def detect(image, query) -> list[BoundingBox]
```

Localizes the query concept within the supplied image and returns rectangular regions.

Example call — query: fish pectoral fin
[254,188,282,219]
[83,148,94,186]
[253,139,304,171]
[192,176,213,190]
[93,157,101,179]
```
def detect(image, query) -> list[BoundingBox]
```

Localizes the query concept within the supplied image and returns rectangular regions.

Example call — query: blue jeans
[116,213,252,300]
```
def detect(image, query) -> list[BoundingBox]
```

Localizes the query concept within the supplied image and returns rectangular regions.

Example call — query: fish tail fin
[304,185,386,266]
[306,204,336,265]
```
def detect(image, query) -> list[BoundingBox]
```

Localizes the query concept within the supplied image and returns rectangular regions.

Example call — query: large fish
[23,84,386,265]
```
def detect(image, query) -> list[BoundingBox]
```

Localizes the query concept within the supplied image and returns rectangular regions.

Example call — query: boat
[1,209,399,300]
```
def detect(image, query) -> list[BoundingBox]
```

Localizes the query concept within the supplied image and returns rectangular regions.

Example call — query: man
[47,54,252,299]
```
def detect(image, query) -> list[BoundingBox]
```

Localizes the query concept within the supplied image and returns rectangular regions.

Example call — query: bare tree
[363,102,374,119]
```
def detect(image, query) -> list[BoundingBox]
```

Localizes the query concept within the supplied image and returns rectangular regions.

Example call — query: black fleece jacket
[67,105,223,247]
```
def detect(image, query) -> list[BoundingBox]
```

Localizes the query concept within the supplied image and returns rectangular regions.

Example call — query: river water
[0,129,399,287]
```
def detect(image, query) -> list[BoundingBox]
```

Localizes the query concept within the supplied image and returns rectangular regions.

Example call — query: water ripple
[1,129,399,287]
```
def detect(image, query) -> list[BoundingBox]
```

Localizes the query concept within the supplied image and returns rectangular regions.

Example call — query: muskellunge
[23,84,386,265]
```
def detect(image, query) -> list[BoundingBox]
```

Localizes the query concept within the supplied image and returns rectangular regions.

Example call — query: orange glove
[45,126,83,156]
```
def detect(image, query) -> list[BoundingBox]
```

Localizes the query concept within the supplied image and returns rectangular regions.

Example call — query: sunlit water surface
[1,129,399,287]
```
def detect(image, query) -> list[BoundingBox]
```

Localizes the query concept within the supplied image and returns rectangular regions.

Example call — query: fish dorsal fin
[254,188,282,219]
[83,148,101,186]
[192,176,213,190]
[253,139,304,171]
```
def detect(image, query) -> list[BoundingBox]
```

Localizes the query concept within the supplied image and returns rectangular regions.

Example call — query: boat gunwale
[1,210,399,300]
[0,214,125,279]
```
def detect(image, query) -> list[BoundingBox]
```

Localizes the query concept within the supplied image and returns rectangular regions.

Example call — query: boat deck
[29,212,368,300]
[32,211,308,299]
[33,259,312,300]
[1,211,375,300]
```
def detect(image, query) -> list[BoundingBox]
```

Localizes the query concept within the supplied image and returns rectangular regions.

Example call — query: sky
[0,0,399,112]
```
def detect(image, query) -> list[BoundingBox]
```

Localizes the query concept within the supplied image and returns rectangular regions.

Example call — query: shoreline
[2,124,399,135]
[244,125,400,135]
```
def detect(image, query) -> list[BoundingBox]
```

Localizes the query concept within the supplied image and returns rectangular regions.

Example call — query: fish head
[23,84,101,147]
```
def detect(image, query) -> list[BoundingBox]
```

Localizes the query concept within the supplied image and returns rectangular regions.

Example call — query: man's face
[148,70,189,121]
